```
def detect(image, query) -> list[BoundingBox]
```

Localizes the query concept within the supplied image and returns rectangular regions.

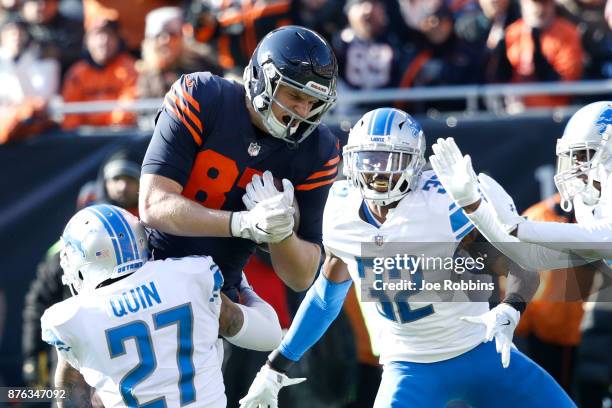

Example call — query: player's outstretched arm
[220,278,283,351]
[55,352,93,408]
[430,138,592,270]
[239,253,353,408]
[140,174,233,237]
[517,218,612,258]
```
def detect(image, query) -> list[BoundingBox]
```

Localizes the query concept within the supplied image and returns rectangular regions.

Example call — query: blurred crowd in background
[3,0,612,407]
[0,0,611,143]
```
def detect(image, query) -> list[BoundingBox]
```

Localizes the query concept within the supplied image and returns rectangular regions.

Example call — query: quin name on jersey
[41,257,225,408]
[322,172,490,364]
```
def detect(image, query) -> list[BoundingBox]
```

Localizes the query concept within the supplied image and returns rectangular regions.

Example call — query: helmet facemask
[245,60,336,147]
[343,108,426,207]
[60,239,88,296]
[555,140,609,211]
[345,147,425,206]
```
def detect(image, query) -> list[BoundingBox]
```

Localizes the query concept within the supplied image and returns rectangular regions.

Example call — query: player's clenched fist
[231,194,295,244]
[231,170,297,244]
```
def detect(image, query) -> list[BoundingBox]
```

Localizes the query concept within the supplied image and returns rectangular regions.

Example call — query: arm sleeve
[224,286,282,351]
[466,199,593,270]
[141,73,219,186]
[293,132,340,246]
[518,219,612,258]
[278,273,352,362]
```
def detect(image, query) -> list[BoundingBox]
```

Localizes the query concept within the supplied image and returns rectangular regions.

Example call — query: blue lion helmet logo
[404,117,423,139]
[595,105,612,135]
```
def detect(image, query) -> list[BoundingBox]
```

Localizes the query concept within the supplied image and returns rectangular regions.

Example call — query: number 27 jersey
[41,256,225,408]
[323,172,489,364]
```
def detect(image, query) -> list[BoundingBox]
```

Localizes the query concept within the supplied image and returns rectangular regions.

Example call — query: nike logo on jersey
[501,320,511,326]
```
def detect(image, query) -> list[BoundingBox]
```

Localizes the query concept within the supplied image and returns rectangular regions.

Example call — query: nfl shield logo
[248,142,261,157]
[374,235,384,246]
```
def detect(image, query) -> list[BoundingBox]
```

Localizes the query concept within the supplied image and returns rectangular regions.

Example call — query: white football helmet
[60,204,149,295]
[343,108,426,206]
[554,101,612,211]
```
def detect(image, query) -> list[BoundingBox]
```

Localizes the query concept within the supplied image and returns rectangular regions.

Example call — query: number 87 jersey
[323,174,490,365]
[41,256,226,408]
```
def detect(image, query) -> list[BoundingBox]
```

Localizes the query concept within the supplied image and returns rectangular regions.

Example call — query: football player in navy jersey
[139,26,340,300]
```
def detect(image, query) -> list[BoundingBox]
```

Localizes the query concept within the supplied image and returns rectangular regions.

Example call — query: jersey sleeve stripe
[170,90,203,133]
[449,206,471,233]
[164,97,203,146]
[172,82,201,113]
[305,166,338,181]
[324,155,340,166]
[296,178,335,191]
[455,224,475,240]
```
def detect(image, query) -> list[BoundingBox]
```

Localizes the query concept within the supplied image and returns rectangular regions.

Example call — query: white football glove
[231,194,295,244]
[239,365,306,408]
[430,137,481,207]
[243,170,295,210]
[460,303,520,368]
[477,173,525,233]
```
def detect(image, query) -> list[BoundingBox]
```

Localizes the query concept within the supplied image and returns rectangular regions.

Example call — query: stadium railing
[47,79,612,128]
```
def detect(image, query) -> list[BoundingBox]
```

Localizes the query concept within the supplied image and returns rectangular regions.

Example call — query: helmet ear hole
[78,270,84,280]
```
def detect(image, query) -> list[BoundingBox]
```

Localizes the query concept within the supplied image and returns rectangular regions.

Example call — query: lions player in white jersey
[429,101,612,271]
[238,108,574,407]
[41,204,283,408]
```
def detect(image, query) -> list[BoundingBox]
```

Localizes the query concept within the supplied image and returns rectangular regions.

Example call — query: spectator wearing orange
[504,0,583,107]
[192,0,293,75]
[61,18,138,130]
[0,17,58,144]
[81,0,182,54]
[454,0,520,83]
[515,194,594,393]
[395,0,482,111]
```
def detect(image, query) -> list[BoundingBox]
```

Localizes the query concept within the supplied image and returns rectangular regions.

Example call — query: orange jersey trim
[324,155,340,166]
[170,90,203,134]
[306,166,338,181]
[175,83,201,113]
[296,178,335,191]
[164,97,203,146]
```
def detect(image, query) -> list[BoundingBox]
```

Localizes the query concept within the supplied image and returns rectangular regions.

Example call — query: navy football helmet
[244,25,338,146]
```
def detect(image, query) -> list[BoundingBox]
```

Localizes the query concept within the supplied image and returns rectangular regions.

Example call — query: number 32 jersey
[323,172,489,364]
[41,256,225,408]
